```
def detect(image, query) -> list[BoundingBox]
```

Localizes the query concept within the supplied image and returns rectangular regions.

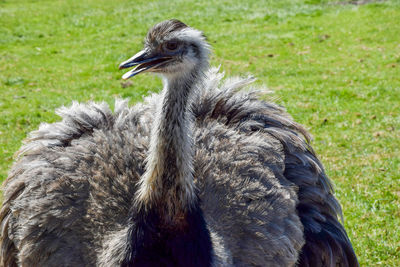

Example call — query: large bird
[0,20,358,266]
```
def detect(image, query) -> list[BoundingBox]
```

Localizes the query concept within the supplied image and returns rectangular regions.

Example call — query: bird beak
[119,50,171,80]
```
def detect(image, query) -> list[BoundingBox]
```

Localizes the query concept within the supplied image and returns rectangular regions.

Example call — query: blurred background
[0,0,399,265]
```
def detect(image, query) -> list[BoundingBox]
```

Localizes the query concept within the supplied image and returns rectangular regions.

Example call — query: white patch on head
[169,28,204,43]
[172,27,211,56]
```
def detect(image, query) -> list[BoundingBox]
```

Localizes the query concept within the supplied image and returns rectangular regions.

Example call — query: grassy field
[1,0,399,265]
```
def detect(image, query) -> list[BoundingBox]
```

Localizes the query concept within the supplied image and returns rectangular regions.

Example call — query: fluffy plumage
[0,20,358,267]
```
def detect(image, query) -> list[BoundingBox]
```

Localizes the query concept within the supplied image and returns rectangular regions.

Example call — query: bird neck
[136,69,203,221]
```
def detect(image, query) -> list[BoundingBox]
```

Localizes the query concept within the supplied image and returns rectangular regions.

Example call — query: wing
[192,68,359,267]
[0,99,150,266]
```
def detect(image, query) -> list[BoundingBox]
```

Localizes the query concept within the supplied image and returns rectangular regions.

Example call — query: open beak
[119,50,171,80]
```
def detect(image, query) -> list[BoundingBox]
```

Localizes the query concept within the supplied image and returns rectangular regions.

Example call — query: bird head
[119,19,210,80]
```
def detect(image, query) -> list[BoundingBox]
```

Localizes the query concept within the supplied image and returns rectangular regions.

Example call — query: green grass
[1,0,399,265]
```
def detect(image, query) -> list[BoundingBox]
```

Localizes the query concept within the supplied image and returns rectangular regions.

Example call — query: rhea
[0,20,358,266]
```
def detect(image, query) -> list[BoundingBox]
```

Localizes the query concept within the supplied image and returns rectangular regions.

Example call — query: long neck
[136,70,202,220]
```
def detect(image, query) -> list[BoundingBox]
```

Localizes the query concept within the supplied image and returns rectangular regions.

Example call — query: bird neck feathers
[136,69,204,221]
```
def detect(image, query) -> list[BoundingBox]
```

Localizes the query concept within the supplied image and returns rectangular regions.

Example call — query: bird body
[0,20,358,266]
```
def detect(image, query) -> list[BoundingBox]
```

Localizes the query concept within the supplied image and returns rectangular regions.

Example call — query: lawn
[0,0,399,265]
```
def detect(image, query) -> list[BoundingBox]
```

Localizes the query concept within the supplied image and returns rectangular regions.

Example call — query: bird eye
[165,41,179,51]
